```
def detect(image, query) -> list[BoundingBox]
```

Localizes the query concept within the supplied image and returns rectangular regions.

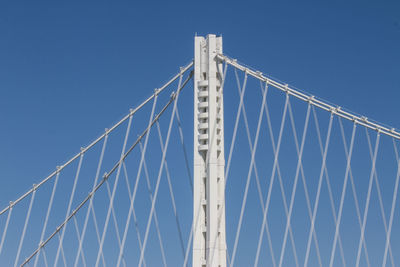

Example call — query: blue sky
[0,1,400,266]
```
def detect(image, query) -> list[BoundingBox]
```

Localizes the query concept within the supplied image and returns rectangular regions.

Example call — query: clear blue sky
[0,1,399,266]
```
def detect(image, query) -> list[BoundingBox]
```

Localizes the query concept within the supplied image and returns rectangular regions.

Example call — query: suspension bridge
[1,34,399,267]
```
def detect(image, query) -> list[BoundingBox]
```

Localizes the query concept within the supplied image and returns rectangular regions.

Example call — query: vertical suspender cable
[365,130,394,266]
[138,142,168,267]
[225,69,247,185]
[103,179,127,267]
[156,121,186,258]
[33,172,61,267]
[175,107,193,193]
[279,102,312,267]
[382,140,400,267]
[239,81,277,267]
[72,216,87,267]
[355,130,380,267]
[0,205,13,256]
[254,95,289,266]
[290,102,326,267]
[73,135,108,267]
[54,153,85,267]
[337,118,369,266]
[116,94,159,267]
[121,162,148,267]
[250,82,277,267]
[328,120,356,267]
[95,114,133,267]
[314,116,347,267]
[229,67,268,267]
[14,189,37,267]
[41,247,49,267]
[304,111,333,267]
[138,75,183,267]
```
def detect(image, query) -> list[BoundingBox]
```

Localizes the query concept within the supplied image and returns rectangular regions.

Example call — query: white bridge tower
[193,34,227,267]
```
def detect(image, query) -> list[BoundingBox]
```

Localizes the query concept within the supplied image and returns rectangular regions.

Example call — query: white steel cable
[72,216,87,267]
[54,153,85,267]
[226,75,302,267]
[279,102,312,267]
[96,76,194,265]
[314,115,347,267]
[20,83,191,267]
[337,117,369,266]
[254,95,289,266]
[255,82,277,267]
[33,172,61,267]
[175,107,193,193]
[117,93,159,267]
[219,55,399,266]
[241,81,277,267]
[115,93,159,267]
[121,162,148,267]
[303,112,333,267]
[224,70,247,186]
[73,135,108,267]
[255,81,300,267]
[0,204,13,256]
[138,73,183,267]
[156,121,186,258]
[89,201,106,267]
[365,130,395,266]
[96,165,130,266]
[95,114,133,267]
[230,70,268,267]
[104,179,128,267]
[382,140,400,267]
[251,92,300,267]
[288,102,325,267]
[57,232,67,267]
[355,130,380,267]
[138,143,168,267]
[328,120,356,267]
[41,248,49,267]
[269,98,300,267]
[14,189,36,267]
[0,61,193,217]
[217,54,400,141]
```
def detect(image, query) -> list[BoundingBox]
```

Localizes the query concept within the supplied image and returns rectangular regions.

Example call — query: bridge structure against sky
[1,34,400,267]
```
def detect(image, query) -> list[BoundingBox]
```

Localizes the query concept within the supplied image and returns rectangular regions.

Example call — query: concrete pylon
[193,34,227,267]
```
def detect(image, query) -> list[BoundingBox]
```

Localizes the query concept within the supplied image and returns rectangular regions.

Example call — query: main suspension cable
[217,54,400,140]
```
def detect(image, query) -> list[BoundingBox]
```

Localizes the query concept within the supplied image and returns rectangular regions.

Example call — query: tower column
[193,34,226,267]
